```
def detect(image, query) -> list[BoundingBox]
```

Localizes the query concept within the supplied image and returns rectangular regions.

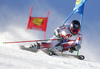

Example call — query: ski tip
[3,42,6,44]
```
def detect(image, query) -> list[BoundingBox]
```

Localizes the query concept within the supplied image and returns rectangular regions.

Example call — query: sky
[0,0,100,62]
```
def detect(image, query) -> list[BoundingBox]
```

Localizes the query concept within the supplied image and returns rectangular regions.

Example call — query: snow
[0,25,100,69]
[0,45,100,69]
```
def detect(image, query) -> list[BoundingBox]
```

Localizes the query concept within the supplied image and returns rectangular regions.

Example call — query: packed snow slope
[0,26,100,69]
[0,45,100,69]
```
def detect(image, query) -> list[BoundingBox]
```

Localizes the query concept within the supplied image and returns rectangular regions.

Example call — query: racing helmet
[70,20,81,35]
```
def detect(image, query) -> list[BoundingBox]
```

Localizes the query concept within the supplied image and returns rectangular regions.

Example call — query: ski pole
[3,38,61,44]
[77,50,79,55]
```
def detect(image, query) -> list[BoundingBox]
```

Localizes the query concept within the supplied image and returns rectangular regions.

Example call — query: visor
[71,28,80,34]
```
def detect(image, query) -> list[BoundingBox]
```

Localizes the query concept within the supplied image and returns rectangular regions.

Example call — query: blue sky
[0,0,100,62]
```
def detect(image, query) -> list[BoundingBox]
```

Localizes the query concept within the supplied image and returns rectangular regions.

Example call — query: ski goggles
[71,28,80,34]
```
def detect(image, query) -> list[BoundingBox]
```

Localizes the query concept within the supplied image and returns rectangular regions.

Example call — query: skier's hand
[74,44,81,51]
[54,28,60,37]
[57,36,63,42]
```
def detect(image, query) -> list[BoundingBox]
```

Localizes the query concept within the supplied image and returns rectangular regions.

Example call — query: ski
[20,46,85,60]
[42,49,85,60]
[42,49,57,56]
[56,53,85,60]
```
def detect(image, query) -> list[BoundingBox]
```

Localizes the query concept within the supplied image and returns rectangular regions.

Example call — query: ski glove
[74,44,81,51]
[54,28,60,37]
[54,29,63,41]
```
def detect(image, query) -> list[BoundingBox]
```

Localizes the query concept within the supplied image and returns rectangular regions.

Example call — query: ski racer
[30,20,82,53]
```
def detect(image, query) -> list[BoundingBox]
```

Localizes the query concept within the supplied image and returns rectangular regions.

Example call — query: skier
[30,20,82,53]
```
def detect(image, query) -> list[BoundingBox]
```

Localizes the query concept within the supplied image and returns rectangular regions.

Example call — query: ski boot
[29,42,40,50]
[48,45,64,56]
